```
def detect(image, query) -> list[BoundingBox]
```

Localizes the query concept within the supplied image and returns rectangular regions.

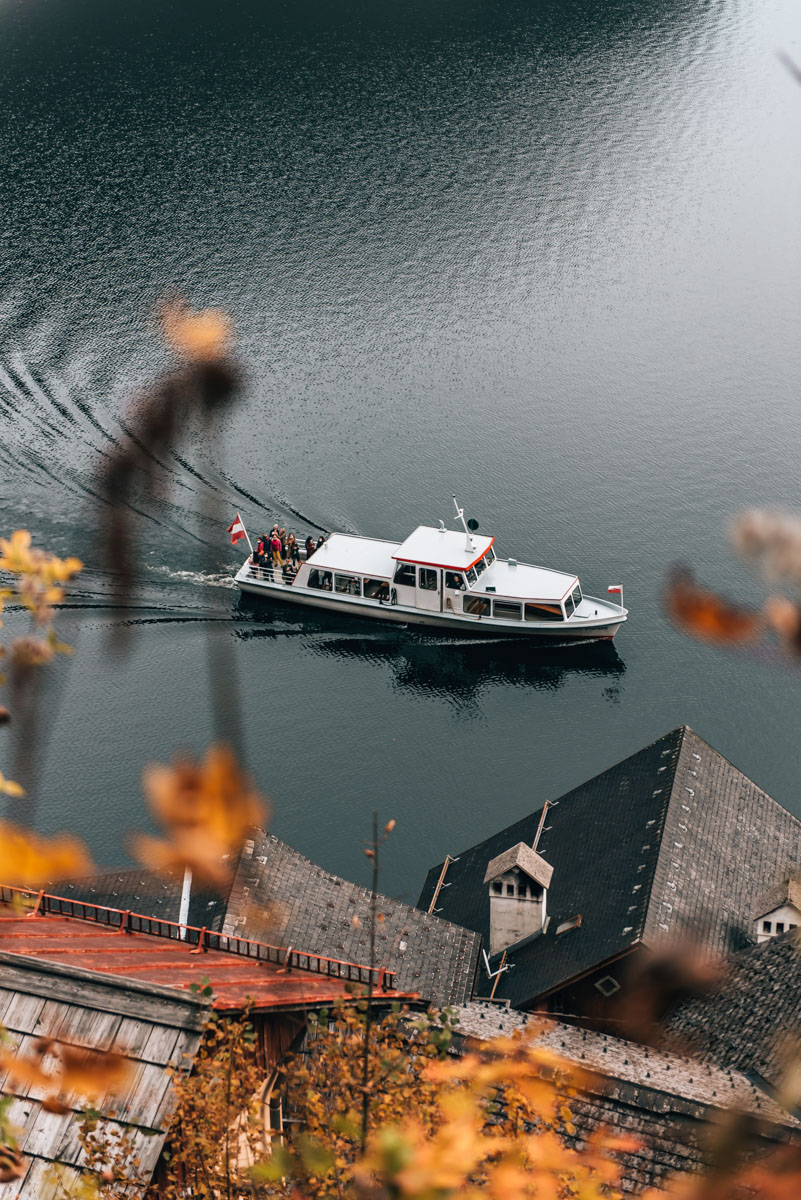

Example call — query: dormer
[754,875,801,944]
[483,842,554,956]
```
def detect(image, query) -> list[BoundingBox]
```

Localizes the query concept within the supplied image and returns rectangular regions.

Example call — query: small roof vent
[483,843,553,889]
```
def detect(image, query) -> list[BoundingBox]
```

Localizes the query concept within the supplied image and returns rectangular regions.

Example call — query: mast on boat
[453,496,475,555]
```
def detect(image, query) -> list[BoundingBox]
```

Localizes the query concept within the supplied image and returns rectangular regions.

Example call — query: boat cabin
[387,526,583,623]
[284,526,588,625]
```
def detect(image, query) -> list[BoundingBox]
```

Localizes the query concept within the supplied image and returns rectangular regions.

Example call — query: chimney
[483,843,553,956]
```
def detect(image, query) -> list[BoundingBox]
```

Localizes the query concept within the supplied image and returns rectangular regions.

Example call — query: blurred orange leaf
[664,567,762,645]
[133,743,268,889]
[161,299,232,363]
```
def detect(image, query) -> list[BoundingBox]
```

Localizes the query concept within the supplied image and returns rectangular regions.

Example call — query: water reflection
[234,594,625,705]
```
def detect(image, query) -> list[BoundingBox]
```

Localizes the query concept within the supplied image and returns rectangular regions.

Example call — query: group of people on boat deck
[251,525,326,581]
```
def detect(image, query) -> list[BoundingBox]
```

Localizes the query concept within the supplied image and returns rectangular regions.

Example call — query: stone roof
[753,876,801,920]
[452,1001,799,1192]
[664,930,801,1093]
[418,727,801,1008]
[223,831,482,1006]
[0,952,205,1197]
[483,843,554,888]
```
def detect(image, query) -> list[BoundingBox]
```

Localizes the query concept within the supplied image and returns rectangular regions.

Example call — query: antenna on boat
[453,496,475,553]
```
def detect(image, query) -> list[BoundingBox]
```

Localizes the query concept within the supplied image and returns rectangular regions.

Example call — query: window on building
[308,569,332,591]
[556,914,583,936]
[594,974,620,997]
[763,921,772,932]
[393,562,416,586]
[419,567,438,590]
[335,574,361,596]
[363,579,389,600]
[493,600,522,620]
[776,922,785,933]
[506,882,515,896]
[463,595,490,617]
[445,571,465,590]
[492,881,503,895]
[525,602,564,622]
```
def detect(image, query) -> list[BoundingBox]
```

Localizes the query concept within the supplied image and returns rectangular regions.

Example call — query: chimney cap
[484,842,554,889]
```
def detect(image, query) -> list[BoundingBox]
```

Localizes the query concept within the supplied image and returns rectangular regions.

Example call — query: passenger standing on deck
[305,535,316,559]
[279,527,287,556]
[288,534,300,566]
[316,534,326,551]
[253,536,265,564]
[271,531,283,567]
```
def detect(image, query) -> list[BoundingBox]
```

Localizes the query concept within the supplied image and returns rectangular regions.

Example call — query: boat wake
[147,565,238,591]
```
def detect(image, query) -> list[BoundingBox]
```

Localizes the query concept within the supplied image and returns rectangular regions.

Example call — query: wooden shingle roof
[753,876,801,921]
[451,1001,800,1193]
[224,832,482,1006]
[664,930,801,1094]
[483,843,553,888]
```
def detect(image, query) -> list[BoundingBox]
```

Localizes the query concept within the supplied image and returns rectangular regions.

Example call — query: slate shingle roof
[49,866,229,931]
[452,1001,799,1193]
[418,726,801,1007]
[664,930,801,1093]
[223,831,482,1006]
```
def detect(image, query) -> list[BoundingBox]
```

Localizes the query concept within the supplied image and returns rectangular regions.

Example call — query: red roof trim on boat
[392,537,495,572]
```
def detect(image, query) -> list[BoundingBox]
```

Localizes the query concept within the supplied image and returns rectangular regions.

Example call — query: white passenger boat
[234,501,628,641]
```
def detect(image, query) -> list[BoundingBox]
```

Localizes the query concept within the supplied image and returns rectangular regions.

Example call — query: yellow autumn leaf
[0,821,93,888]
[0,773,24,798]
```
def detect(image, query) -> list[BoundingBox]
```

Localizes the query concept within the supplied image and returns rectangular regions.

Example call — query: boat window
[473,556,486,577]
[308,569,333,592]
[486,546,495,565]
[463,595,490,617]
[418,567,438,591]
[445,571,465,590]
[335,574,361,596]
[393,562,416,586]
[564,593,575,618]
[493,600,522,620]
[465,567,478,586]
[525,602,564,623]
[363,578,389,601]
[572,585,582,610]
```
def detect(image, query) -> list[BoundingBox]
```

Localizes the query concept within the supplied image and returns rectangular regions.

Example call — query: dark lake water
[1,0,800,901]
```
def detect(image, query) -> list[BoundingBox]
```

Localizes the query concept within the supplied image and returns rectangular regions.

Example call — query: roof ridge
[679,728,801,828]
[423,727,687,874]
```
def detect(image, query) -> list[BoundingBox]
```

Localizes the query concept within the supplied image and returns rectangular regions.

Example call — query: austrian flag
[226,513,247,545]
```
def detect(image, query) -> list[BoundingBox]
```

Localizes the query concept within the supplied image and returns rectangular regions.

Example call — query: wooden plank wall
[0,957,207,1198]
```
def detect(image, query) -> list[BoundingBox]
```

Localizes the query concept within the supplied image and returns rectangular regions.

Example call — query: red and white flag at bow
[608,585,623,595]
[227,513,247,545]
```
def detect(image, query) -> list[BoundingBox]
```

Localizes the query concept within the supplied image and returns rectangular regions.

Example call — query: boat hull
[235,572,625,640]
